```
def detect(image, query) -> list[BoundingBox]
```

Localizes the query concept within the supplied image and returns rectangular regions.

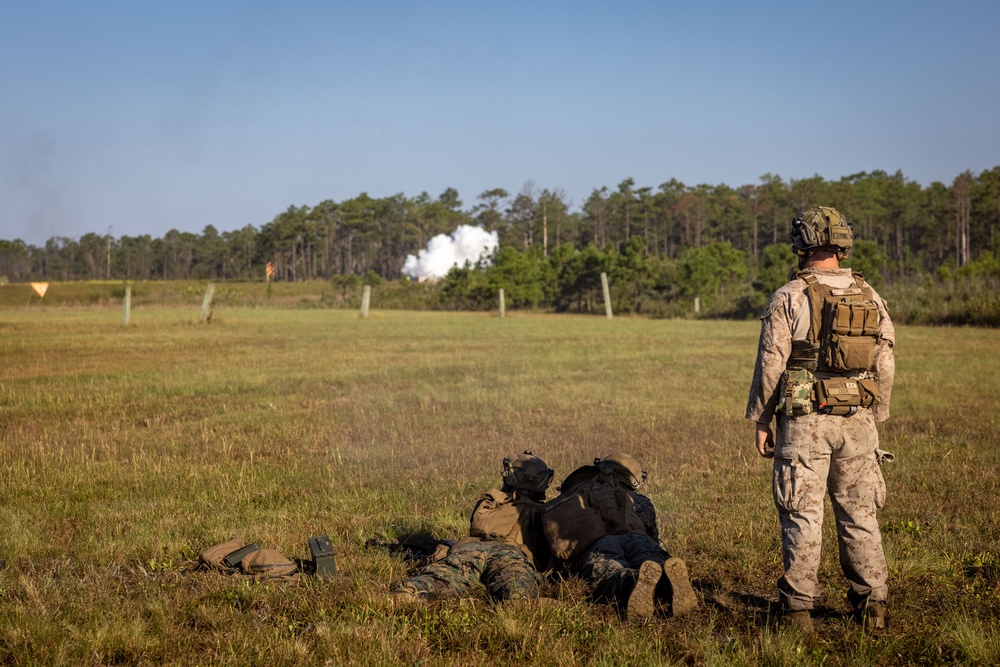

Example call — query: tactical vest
[468,489,543,566]
[788,272,880,374]
[782,272,883,416]
[541,475,648,562]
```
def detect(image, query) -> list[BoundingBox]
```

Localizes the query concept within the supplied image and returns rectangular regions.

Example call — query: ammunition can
[308,535,336,577]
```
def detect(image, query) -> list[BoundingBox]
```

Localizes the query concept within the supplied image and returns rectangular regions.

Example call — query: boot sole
[626,560,660,620]
[662,557,698,617]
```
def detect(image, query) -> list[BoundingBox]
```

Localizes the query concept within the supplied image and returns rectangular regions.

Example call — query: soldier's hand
[755,423,774,458]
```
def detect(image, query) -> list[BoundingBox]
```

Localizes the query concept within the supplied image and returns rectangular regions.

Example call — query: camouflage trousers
[774,408,888,612]
[393,540,544,602]
[577,533,669,604]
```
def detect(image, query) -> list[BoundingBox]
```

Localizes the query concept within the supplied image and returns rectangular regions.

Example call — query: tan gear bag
[470,489,545,567]
[241,548,300,582]
[199,537,255,573]
[469,490,523,545]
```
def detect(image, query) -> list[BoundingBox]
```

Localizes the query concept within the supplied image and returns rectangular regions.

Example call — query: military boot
[661,557,698,617]
[625,560,660,621]
[860,602,886,630]
[388,583,424,605]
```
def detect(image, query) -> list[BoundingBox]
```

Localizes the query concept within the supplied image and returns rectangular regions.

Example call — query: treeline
[2,167,998,282]
[1,168,998,324]
[417,237,999,326]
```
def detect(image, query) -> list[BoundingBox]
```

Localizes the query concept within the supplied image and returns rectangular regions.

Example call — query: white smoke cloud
[401,225,499,281]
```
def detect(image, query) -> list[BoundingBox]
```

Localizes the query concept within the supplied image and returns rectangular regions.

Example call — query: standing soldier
[390,452,553,603]
[746,207,895,632]
[542,453,698,620]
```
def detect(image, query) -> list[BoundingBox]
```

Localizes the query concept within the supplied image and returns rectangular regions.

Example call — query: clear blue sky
[2,0,998,245]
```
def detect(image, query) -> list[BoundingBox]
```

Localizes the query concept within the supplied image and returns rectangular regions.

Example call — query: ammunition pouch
[815,377,880,415]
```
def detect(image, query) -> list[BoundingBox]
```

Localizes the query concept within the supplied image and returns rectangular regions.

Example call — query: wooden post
[198,283,215,323]
[601,272,613,320]
[122,286,131,326]
[360,284,371,318]
[499,289,505,318]
[694,295,701,315]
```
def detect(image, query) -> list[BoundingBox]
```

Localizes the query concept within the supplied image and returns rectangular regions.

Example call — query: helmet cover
[594,452,647,490]
[502,451,553,497]
[790,206,853,260]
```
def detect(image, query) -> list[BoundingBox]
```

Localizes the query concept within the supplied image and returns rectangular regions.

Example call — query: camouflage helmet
[595,452,647,490]
[502,451,553,497]
[790,206,853,260]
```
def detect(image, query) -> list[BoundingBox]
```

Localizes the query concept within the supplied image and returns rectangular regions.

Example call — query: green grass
[1,305,999,665]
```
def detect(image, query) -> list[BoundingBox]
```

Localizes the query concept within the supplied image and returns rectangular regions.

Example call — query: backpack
[542,470,649,562]
[469,489,545,568]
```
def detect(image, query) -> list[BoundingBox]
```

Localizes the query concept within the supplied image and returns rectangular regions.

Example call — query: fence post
[601,272,613,320]
[360,284,371,318]
[122,286,131,326]
[499,289,505,318]
[198,283,215,323]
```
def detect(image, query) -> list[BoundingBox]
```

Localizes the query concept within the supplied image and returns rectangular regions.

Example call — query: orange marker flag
[31,282,49,298]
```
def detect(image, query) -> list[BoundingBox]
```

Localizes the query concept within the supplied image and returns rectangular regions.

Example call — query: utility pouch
[816,378,879,415]
[825,335,877,372]
[780,368,815,417]
[857,378,881,408]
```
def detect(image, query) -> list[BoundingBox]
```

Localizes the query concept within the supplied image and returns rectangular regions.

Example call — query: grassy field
[1,303,999,666]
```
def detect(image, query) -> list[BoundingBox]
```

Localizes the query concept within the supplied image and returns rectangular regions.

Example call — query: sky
[2,0,999,246]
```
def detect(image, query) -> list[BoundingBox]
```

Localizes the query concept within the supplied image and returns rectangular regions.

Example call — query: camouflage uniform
[397,538,544,601]
[746,266,896,613]
[392,490,549,602]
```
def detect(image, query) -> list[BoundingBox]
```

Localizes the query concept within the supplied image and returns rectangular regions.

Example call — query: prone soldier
[390,452,553,603]
[542,453,698,620]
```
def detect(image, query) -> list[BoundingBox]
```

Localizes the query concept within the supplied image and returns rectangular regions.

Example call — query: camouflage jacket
[745,267,895,424]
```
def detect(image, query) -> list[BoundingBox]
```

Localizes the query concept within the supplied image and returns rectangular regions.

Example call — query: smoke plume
[401,225,498,281]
